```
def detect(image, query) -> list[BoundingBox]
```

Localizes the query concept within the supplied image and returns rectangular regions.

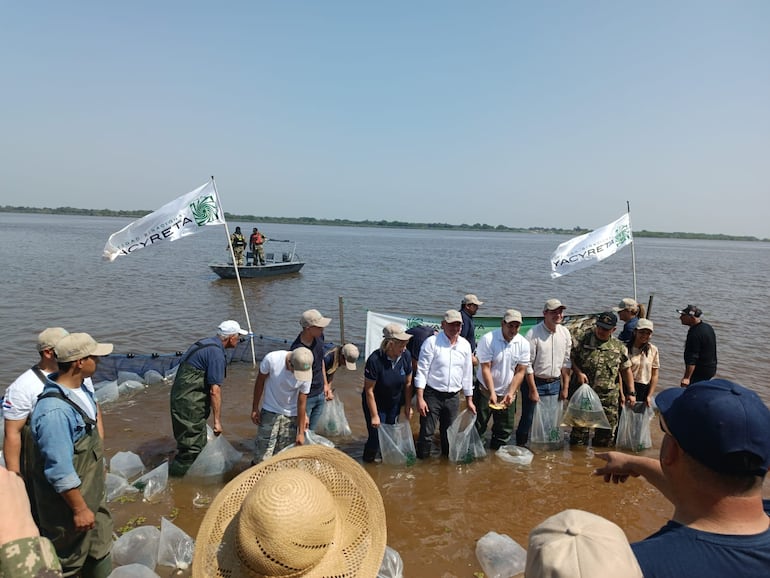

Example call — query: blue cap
[657,380,770,476]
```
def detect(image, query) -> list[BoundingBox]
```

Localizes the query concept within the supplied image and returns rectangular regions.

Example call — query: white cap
[218,320,248,336]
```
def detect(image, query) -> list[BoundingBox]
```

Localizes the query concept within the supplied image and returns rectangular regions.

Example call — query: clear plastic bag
[378,422,417,466]
[616,403,654,451]
[186,426,243,477]
[133,461,168,501]
[377,545,404,578]
[495,445,534,466]
[279,430,335,453]
[94,380,119,404]
[106,472,139,502]
[108,563,160,578]
[142,369,165,385]
[448,409,487,463]
[475,531,527,578]
[530,395,564,445]
[110,451,145,480]
[157,517,194,570]
[112,525,161,569]
[561,383,611,429]
[314,398,352,437]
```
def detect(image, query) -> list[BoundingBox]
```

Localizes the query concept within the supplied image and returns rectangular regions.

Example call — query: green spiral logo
[189,195,220,226]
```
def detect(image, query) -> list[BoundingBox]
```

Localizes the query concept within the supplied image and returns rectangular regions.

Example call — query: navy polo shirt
[364,348,412,409]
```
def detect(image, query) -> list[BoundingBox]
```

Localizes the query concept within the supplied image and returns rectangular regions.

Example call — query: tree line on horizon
[1,204,766,243]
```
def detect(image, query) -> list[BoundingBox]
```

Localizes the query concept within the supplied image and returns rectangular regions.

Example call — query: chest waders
[19,366,48,523]
[30,391,112,577]
[169,342,219,476]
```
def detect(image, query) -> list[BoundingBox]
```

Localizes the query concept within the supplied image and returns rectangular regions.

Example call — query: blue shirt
[618,316,638,345]
[181,336,227,386]
[364,348,412,409]
[631,500,770,578]
[31,378,98,493]
[460,308,477,352]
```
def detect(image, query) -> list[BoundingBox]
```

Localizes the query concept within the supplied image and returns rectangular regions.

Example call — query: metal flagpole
[627,200,638,303]
[211,176,257,367]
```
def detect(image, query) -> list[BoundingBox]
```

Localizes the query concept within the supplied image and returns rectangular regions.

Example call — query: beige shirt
[629,342,659,384]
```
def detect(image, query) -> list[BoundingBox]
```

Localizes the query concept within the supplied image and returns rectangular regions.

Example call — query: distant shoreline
[2,205,766,242]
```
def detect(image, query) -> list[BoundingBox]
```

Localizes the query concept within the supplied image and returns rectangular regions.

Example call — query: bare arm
[647,367,659,405]
[480,361,496,403]
[60,487,95,533]
[296,393,307,445]
[251,373,267,425]
[364,378,380,428]
[210,384,222,435]
[504,364,526,406]
[403,374,413,421]
[322,358,333,400]
[96,403,105,441]
[0,466,40,544]
[594,451,673,501]
[2,419,25,475]
[559,367,571,400]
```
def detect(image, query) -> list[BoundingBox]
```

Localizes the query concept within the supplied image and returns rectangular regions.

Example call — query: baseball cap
[443,310,462,323]
[55,333,114,362]
[300,309,332,328]
[462,294,483,306]
[613,298,638,312]
[218,320,248,336]
[503,309,523,324]
[544,298,566,311]
[37,327,69,352]
[636,318,654,331]
[382,323,412,341]
[595,311,618,330]
[289,347,314,382]
[656,379,770,476]
[526,509,642,578]
[676,304,702,317]
[341,343,360,370]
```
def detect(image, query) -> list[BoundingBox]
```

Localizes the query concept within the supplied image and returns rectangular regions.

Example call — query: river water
[2,212,769,576]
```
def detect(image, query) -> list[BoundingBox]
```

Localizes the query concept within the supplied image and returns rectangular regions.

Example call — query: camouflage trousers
[233,246,245,266]
[253,410,298,464]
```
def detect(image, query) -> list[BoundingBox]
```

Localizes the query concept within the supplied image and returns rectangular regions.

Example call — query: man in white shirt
[474,309,530,450]
[516,299,572,446]
[250,347,314,463]
[414,310,476,459]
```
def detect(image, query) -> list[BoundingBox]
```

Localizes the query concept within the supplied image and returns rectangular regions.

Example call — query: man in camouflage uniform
[569,311,635,446]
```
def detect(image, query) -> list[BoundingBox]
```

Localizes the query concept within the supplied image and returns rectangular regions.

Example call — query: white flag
[550,213,633,278]
[103,181,225,261]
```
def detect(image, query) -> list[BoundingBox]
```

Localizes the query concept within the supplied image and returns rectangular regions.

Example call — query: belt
[426,385,460,398]
[534,376,560,385]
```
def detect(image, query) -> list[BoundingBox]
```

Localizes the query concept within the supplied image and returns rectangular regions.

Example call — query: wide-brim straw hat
[192,445,386,577]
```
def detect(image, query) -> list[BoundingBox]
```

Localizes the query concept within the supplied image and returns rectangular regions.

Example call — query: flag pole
[627,200,638,303]
[211,176,257,367]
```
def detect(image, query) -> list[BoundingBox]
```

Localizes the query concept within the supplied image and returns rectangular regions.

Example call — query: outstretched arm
[594,452,673,502]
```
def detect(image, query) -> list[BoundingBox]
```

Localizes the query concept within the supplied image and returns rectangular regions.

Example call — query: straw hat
[192,445,386,577]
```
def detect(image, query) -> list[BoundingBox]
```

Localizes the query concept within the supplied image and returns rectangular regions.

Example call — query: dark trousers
[516,378,561,446]
[361,394,401,455]
[417,387,460,458]
[473,388,515,450]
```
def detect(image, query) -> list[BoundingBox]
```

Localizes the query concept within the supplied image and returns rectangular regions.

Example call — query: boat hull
[209,262,305,279]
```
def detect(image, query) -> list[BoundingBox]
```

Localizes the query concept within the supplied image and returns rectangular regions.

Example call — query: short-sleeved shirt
[364,348,412,410]
[291,333,325,398]
[629,342,660,384]
[631,500,770,578]
[258,351,311,416]
[181,336,227,387]
[475,330,530,396]
[2,367,94,421]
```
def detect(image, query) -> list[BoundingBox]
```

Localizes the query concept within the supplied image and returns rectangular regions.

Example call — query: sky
[2,1,768,237]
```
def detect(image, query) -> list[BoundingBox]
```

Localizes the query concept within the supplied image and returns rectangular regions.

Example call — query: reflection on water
[2,213,770,575]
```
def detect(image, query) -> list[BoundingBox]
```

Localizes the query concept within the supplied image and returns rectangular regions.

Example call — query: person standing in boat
[628,318,659,405]
[229,226,247,266]
[169,320,247,476]
[677,304,717,386]
[290,309,333,431]
[249,227,267,266]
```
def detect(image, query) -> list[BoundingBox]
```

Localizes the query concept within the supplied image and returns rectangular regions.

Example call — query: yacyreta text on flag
[103,181,225,261]
[550,213,633,278]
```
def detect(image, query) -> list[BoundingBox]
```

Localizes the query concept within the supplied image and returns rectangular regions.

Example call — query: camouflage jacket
[0,536,62,578]
[572,330,631,393]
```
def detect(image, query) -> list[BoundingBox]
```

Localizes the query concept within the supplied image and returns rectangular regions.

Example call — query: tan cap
[544,298,566,311]
[503,309,523,323]
[217,320,248,336]
[340,343,360,370]
[382,323,412,341]
[636,318,654,331]
[289,347,314,381]
[37,327,69,352]
[526,509,642,578]
[613,298,638,312]
[443,310,463,323]
[55,333,113,362]
[300,309,332,328]
[462,294,483,306]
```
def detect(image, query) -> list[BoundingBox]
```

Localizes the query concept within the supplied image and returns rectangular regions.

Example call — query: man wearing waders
[29,333,114,577]
[169,320,247,477]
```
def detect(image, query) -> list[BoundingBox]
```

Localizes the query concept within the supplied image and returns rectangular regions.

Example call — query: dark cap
[676,304,702,317]
[595,311,617,329]
[657,380,770,476]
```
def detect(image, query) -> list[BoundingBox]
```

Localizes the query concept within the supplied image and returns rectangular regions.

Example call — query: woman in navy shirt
[362,323,413,462]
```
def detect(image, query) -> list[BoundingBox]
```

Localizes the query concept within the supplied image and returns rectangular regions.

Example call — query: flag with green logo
[103,181,225,261]
[550,213,633,278]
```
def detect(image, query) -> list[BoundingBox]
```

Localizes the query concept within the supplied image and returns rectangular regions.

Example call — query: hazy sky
[3,2,768,236]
